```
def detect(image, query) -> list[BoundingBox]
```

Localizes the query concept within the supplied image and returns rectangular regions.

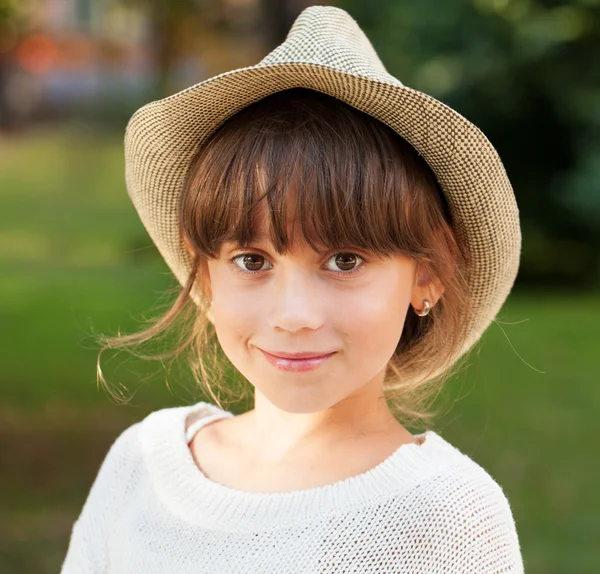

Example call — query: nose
[268,268,324,332]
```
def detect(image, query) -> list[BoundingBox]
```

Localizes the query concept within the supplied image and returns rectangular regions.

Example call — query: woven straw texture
[124,5,521,365]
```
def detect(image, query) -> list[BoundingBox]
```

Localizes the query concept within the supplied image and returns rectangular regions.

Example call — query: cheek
[211,287,263,358]
[341,281,410,359]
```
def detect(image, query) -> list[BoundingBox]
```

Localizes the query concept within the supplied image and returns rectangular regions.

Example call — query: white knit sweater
[61,401,524,573]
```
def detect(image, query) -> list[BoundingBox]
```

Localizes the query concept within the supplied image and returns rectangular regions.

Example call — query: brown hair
[98,88,472,427]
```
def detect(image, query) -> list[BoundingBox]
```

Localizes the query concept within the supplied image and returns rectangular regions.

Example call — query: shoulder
[81,402,196,499]
[405,434,525,573]
[69,401,204,518]
[61,418,146,573]
[80,418,145,509]
[106,417,143,459]
[417,432,520,531]
[65,404,190,532]
[426,457,519,536]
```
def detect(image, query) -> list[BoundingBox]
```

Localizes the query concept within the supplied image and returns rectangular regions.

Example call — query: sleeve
[431,468,526,574]
[60,422,141,574]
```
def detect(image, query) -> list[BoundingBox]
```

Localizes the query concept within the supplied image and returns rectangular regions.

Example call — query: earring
[414,299,431,317]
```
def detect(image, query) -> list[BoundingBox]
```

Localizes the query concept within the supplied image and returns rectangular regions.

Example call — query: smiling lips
[259,349,337,372]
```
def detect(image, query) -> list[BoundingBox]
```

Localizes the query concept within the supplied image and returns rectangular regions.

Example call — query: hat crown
[258,6,403,87]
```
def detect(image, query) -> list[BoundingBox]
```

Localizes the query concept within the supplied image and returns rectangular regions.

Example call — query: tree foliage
[341,0,600,287]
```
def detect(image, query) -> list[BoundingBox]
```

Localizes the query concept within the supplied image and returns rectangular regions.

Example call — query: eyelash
[228,251,367,278]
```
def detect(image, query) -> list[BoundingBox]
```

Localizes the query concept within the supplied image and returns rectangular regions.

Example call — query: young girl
[61,6,524,573]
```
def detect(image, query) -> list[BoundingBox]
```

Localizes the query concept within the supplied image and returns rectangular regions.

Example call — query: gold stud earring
[414,299,431,317]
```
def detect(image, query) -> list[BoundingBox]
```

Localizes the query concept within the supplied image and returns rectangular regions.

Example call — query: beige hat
[124,5,521,359]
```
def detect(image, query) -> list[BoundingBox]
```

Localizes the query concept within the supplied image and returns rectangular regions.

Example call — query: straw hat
[124,5,521,361]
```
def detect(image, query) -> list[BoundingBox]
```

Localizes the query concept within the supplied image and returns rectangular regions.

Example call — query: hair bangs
[181,88,447,262]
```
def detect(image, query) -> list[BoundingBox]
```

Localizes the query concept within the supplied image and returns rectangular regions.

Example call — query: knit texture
[61,401,524,573]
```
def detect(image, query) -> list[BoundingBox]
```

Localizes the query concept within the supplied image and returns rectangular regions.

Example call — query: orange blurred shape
[16,33,60,74]
[61,34,95,69]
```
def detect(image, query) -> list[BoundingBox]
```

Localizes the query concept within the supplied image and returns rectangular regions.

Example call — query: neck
[229,387,410,465]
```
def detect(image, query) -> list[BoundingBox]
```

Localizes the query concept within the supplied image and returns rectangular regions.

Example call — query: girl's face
[199,207,434,415]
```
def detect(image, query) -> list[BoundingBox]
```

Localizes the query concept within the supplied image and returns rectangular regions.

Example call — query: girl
[62,6,524,573]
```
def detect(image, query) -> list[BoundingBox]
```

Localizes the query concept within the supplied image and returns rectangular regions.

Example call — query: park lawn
[1,129,598,573]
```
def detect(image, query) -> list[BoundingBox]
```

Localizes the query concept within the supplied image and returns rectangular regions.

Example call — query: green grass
[437,294,600,573]
[1,129,598,573]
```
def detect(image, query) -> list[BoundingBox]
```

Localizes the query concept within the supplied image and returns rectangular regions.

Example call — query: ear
[410,263,445,313]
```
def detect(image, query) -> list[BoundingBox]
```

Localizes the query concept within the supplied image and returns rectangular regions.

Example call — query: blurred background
[1,0,598,572]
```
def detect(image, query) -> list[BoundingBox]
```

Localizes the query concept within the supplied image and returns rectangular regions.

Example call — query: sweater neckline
[140,401,452,532]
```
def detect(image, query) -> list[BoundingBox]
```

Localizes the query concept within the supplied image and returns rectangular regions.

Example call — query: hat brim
[125,61,521,359]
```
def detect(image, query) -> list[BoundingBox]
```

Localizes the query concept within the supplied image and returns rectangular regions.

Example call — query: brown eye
[242,254,265,271]
[327,252,363,273]
[231,253,270,273]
